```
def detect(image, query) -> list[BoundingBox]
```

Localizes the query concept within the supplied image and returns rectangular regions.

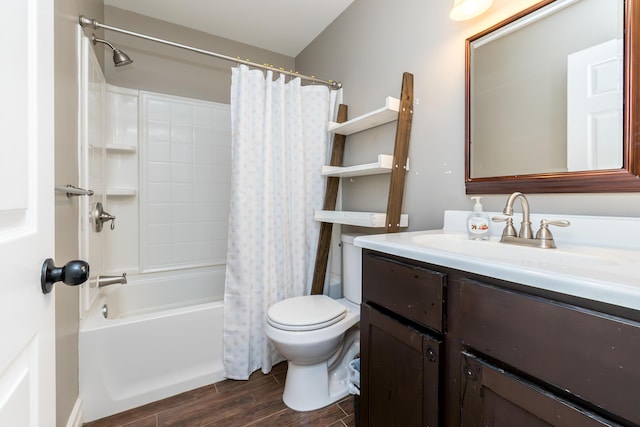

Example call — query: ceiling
[103,0,354,57]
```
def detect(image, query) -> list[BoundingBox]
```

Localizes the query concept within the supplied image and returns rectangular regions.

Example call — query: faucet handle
[537,219,571,235]
[541,219,571,228]
[535,219,571,245]
[492,216,517,237]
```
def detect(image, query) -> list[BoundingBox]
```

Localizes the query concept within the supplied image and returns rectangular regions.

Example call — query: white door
[567,39,623,171]
[0,0,56,425]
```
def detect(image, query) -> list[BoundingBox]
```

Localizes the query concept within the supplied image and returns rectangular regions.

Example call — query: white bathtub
[79,266,226,422]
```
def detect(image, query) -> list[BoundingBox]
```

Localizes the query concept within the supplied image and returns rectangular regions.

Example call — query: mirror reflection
[468,0,624,179]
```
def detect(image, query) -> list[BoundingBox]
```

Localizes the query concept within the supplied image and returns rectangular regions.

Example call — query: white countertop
[354,211,640,311]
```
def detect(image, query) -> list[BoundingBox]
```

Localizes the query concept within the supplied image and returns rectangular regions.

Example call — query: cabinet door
[459,279,640,424]
[360,304,442,427]
[460,352,622,427]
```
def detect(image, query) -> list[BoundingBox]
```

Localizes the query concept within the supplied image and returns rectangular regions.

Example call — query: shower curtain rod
[79,16,342,89]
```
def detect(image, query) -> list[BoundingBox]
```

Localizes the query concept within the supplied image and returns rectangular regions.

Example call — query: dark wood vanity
[359,249,640,427]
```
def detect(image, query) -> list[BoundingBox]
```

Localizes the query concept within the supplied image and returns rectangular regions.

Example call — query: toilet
[264,233,362,411]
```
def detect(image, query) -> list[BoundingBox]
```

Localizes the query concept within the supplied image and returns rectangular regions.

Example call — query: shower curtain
[223,65,342,380]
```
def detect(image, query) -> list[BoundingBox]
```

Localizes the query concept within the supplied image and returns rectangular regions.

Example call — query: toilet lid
[267,295,347,332]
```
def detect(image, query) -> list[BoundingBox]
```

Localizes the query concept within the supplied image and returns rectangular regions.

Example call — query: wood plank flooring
[83,362,357,427]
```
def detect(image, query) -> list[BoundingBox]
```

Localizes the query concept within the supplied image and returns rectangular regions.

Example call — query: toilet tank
[341,233,362,304]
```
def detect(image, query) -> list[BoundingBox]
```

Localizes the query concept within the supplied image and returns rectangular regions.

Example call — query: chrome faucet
[492,192,570,249]
[97,273,127,287]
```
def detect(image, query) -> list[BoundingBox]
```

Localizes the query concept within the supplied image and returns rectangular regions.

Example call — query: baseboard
[66,397,83,427]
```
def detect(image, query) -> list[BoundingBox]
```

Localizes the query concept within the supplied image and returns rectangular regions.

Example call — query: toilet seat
[267,295,347,332]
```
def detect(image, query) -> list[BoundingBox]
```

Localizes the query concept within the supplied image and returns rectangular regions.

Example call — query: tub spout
[97,273,127,287]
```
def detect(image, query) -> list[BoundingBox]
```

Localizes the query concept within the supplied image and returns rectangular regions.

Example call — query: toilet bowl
[264,234,362,411]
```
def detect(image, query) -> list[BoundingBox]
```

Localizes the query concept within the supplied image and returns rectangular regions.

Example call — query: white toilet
[264,233,362,411]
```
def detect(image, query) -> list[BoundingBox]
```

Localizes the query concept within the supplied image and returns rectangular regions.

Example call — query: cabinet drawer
[459,279,640,425]
[363,251,446,332]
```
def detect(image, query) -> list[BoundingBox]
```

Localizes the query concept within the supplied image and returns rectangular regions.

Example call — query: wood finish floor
[83,363,357,427]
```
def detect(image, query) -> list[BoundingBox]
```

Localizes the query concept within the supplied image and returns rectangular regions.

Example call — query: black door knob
[41,258,90,294]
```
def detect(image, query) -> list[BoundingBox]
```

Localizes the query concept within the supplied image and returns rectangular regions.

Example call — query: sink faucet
[502,191,533,239]
[493,192,570,249]
[97,273,127,287]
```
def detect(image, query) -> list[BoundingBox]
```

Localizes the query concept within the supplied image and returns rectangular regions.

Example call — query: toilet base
[282,328,360,412]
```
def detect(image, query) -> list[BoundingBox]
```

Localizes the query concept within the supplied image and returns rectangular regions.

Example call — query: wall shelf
[311,73,413,295]
[106,144,137,154]
[321,154,411,177]
[327,97,400,135]
[314,210,408,228]
[106,188,137,197]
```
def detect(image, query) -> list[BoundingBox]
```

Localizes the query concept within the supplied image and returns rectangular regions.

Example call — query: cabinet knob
[463,363,479,381]
[426,347,437,363]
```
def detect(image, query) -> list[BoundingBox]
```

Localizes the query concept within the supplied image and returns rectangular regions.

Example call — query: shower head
[112,49,133,67]
[91,34,133,67]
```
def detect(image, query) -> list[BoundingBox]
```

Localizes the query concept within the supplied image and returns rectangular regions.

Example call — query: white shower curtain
[223,65,342,380]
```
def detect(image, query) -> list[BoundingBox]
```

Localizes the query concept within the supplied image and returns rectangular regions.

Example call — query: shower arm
[78,16,342,89]
[92,35,116,51]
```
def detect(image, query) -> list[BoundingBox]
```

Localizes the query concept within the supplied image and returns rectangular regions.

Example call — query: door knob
[40,258,90,294]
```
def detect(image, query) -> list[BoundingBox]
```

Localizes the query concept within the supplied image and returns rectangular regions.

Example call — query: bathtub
[79,266,226,422]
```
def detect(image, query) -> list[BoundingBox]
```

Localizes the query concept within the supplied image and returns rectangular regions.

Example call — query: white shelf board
[322,154,392,177]
[314,210,408,228]
[321,155,410,177]
[328,96,400,135]
[106,144,137,153]
[106,187,137,197]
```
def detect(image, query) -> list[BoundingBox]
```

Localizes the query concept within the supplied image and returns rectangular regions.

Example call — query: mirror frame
[465,0,639,194]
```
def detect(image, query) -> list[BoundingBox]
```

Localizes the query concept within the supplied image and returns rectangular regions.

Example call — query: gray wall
[296,0,640,232]
[54,1,103,425]
[104,6,295,103]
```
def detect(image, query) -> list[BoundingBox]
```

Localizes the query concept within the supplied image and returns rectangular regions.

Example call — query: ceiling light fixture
[450,0,494,21]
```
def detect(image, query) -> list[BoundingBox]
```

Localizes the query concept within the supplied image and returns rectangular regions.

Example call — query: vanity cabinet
[360,249,640,427]
[360,251,446,426]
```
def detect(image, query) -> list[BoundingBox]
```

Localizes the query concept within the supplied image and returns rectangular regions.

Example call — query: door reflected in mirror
[465,0,638,194]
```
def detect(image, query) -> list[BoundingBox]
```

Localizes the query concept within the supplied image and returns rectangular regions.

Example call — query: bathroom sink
[354,211,640,311]
[409,233,627,268]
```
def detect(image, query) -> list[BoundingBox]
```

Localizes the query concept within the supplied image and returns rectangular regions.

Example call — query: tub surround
[356,210,640,311]
[78,44,233,422]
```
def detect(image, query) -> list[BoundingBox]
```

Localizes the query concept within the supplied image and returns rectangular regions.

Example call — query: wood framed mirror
[465,0,639,194]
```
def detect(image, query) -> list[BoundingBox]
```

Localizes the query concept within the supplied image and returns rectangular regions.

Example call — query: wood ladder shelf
[311,72,414,295]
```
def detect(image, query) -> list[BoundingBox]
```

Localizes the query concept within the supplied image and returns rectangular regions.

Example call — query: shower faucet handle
[92,202,116,232]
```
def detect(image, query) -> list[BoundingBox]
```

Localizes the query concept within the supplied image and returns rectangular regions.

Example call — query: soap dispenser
[467,197,490,240]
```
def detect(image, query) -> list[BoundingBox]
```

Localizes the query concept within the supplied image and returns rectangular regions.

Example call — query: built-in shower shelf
[328,96,400,135]
[106,187,137,197]
[106,144,137,153]
[314,210,408,228]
